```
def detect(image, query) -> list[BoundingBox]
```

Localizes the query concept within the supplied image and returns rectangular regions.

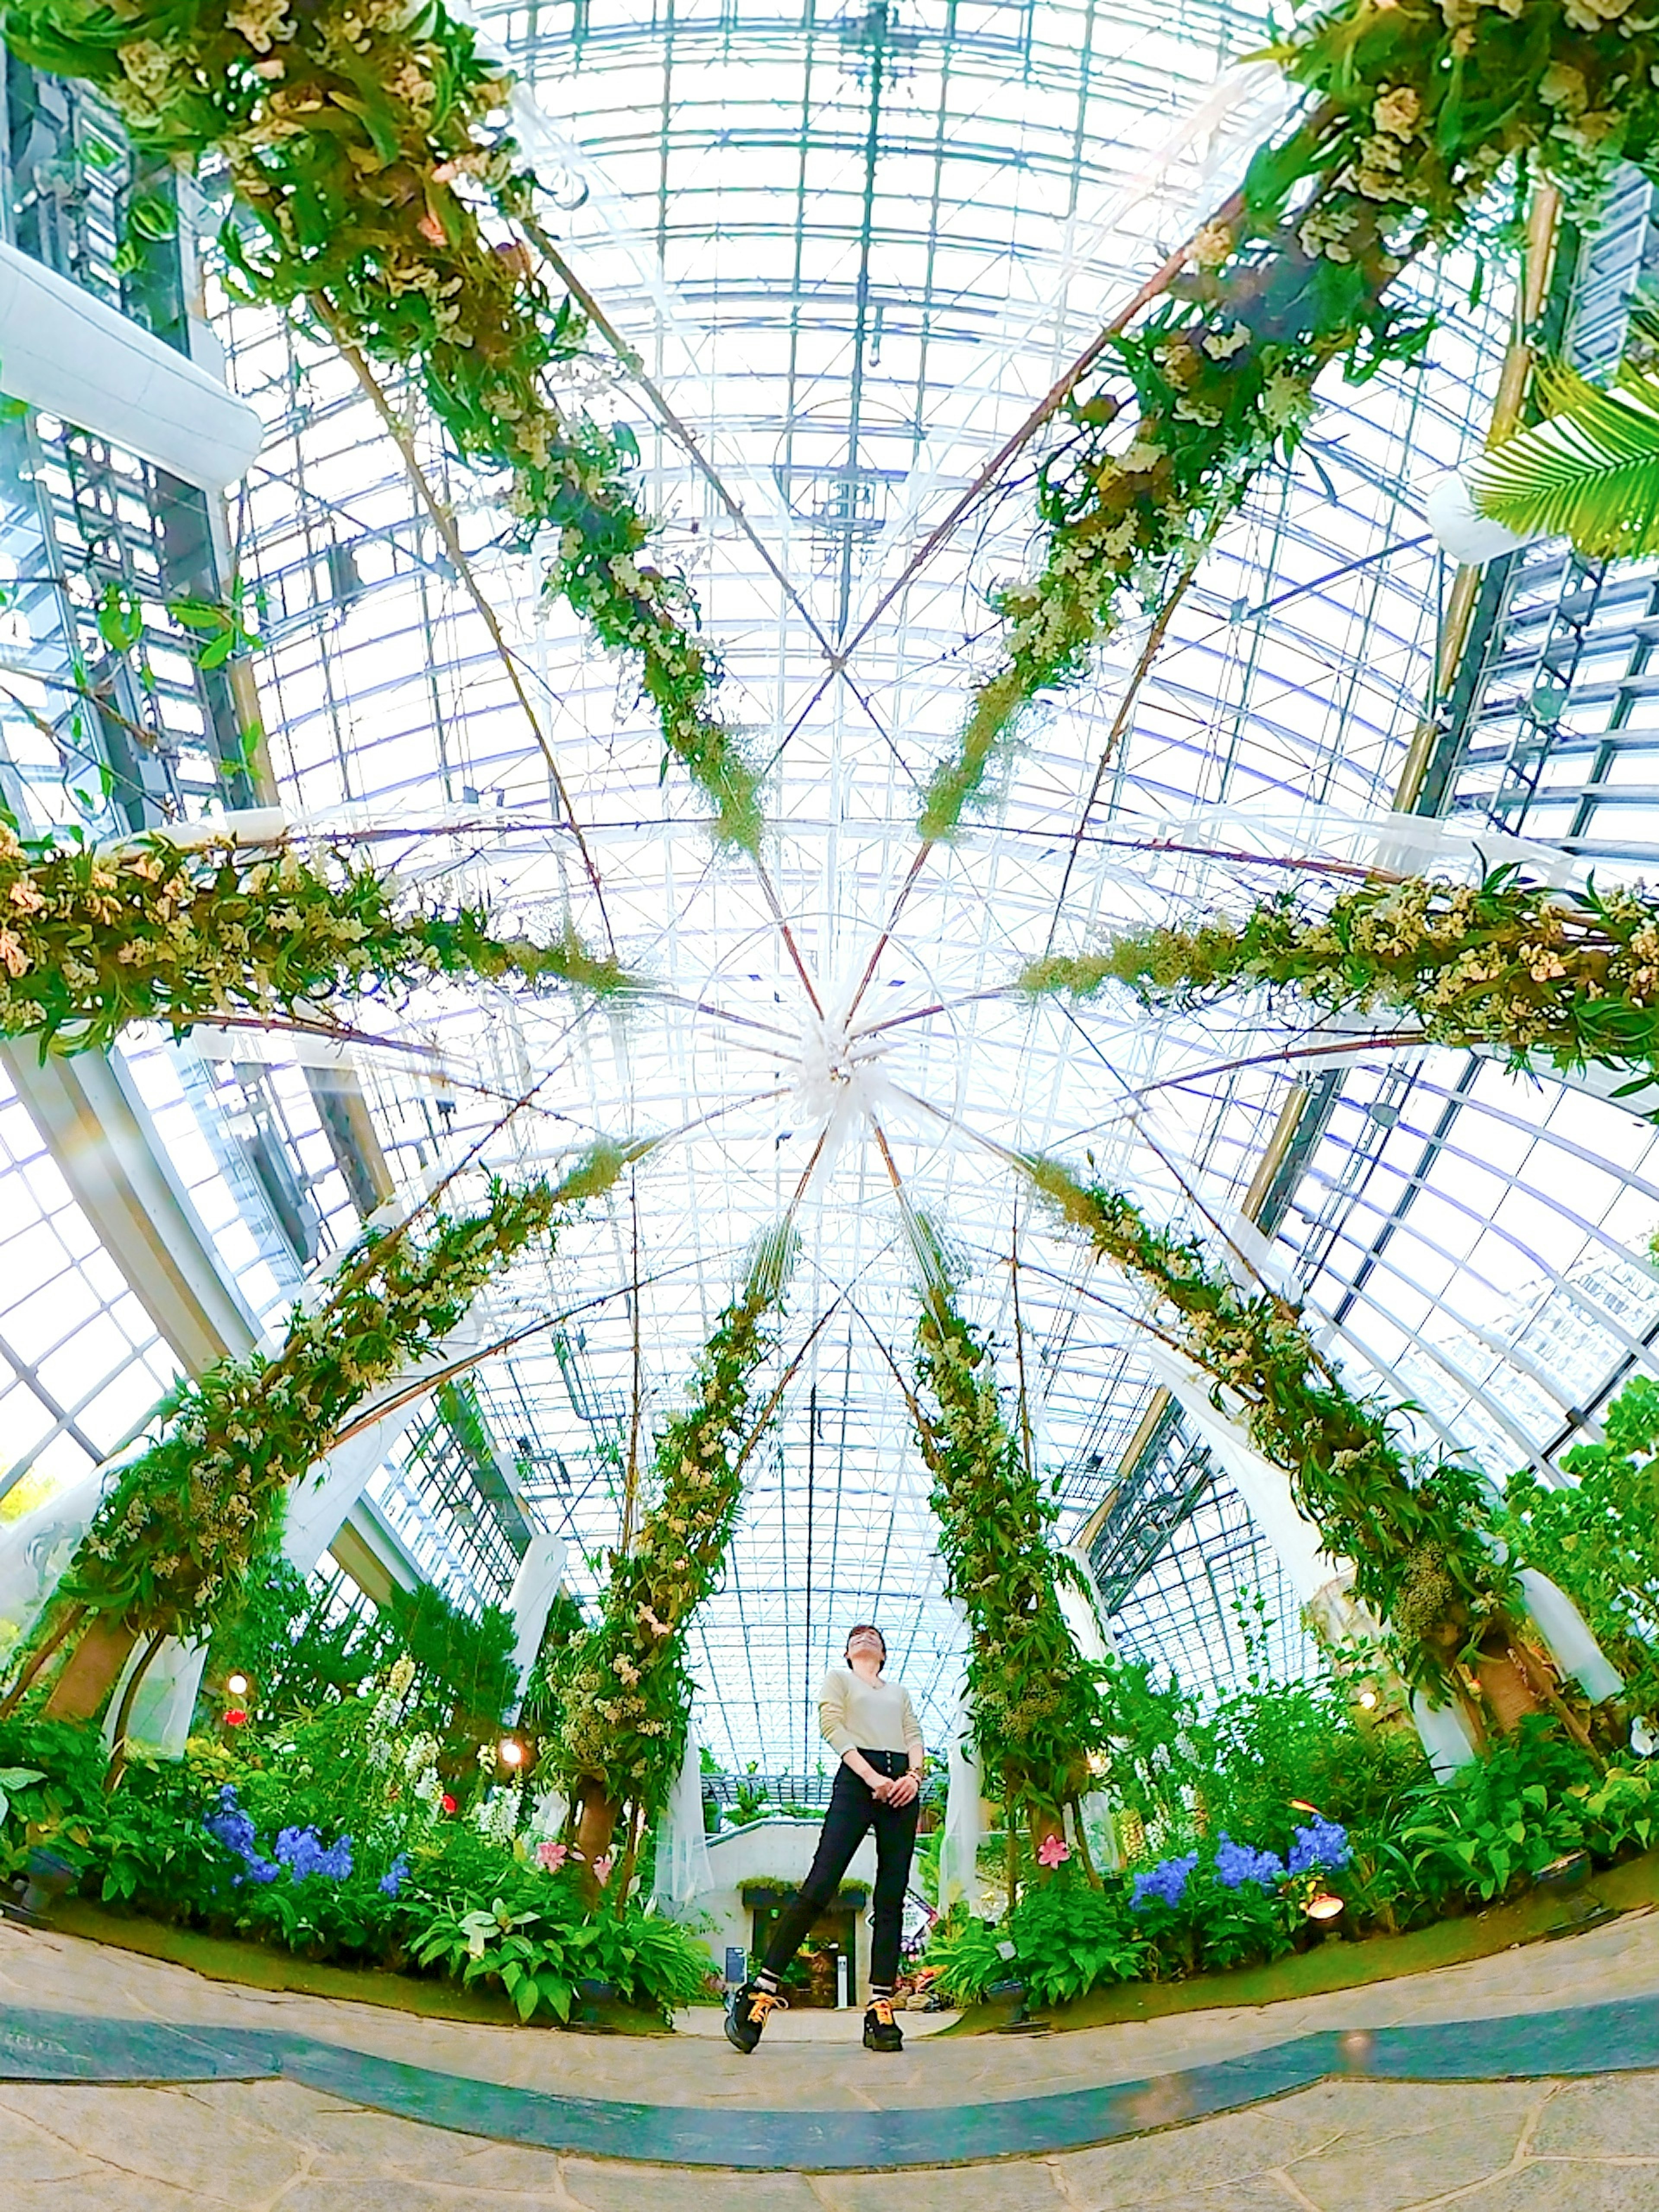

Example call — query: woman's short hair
[843,1622,887,1663]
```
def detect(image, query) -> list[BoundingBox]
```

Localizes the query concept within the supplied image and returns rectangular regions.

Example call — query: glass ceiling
[11,0,1659,1769]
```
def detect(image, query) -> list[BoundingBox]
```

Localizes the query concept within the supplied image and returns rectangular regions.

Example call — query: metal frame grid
[183,0,1531,1764]
[18,0,1650,1762]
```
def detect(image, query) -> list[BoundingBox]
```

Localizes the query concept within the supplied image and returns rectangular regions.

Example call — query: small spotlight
[1305,1893,1344,1923]
[226,1672,251,1698]
[1357,1688,1378,1711]
[499,1736,526,1769]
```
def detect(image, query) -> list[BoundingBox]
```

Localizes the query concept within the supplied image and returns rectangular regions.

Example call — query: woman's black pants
[760,1751,919,1992]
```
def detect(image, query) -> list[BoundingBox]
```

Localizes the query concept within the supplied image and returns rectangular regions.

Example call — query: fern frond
[1469,361,1659,559]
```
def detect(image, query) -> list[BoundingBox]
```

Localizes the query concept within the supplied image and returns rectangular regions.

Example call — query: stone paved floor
[6,1914,1659,2206]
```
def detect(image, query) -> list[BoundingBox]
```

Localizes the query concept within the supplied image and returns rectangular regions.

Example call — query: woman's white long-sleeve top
[818,1668,924,1761]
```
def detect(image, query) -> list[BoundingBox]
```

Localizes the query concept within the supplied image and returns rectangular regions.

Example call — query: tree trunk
[1470,1623,1548,1736]
[0,1602,84,1718]
[43,1614,139,1723]
[573,1781,621,1899]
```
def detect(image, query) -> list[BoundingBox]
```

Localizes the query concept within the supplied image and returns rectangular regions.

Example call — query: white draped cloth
[652,1732,715,1908]
[0,1470,106,1668]
[937,1717,983,1913]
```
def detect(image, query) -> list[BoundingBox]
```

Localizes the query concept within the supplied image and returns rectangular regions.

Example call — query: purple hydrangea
[203,1784,280,1885]
[1288,1816,1351,1875]
[378,1854,410,1898]
[1130,1852,1198,1911]
[1213,1834,1286,1891]
[275,1825,354,1883]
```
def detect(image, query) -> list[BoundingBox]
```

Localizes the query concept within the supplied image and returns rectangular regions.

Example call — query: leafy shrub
[1008,1871,1145,2004]
[0,1710,711,2021]
[408,1863,710,2024]
[0,1716,106,1881]
[1393,1721,1596,1906]
[1500,1373,1659,1719]
[1198,1670,1428,1851]
[1126,1846,1297,1977]
[920,1908,1015,2005]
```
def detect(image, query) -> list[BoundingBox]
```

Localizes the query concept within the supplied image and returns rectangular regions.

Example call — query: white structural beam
[0,238,264,492]
[3,1044,261,1373]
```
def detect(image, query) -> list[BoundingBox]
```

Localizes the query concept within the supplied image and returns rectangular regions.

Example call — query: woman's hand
[885,1770,921,1808]
[847,1751,892,1799]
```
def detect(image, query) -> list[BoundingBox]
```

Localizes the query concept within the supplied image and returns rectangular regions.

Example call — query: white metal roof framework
[5,0,1659,1768]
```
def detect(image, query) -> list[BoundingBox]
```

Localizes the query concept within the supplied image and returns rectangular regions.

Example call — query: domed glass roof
[6,0,1656,1773]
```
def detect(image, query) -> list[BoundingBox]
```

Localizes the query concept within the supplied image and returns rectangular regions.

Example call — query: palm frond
[1469,361,1659,559]
[743,1219,800,1308]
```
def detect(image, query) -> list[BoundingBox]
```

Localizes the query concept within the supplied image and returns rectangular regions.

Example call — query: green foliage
[1196,1661,1430,1854]
[919,1907,1014,2005]
[0,1699,711,2020]
[1027,864,1659,1096]
[208,1558,400,1716]
[1090,1649,1203,1843]
[381,1583,518,1735]
[1025,1156,1513,1700]
[0,823,632,1061]
[0,0,758,843]
[0,1715,105,1883]
[1501,1374,1659,1718]
[518,1588,588,1743]
[1006,1870,1148,2003]
[912,1272,1106,1821]
[410,1877,710,2024]
[920,0,1659,840]
[30,1151,620,1656]
[1473,355,1659,557]
[553,1226,796,1820]
[1393,1721,1597,1905]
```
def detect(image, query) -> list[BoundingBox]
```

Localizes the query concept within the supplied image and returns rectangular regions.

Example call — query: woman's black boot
[862,1996,904,2052]
[725,1982,785,2054]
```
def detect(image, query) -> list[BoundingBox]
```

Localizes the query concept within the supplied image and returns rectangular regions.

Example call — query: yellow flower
[1190,220,1234,270]
[1201,323,1251,362]
[1539,62,1589,111]
[1372,86,1421,139]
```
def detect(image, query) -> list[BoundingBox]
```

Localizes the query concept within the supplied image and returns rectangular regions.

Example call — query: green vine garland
[28,1144,626,1662]
[1023,1154,1513,1701]
[0,823,631,1055]
[921,0,1659,841]
[1,0,762,847]
[1023,867,1659,1094]
[552,1226,795,1826]
[912,1274,1106,1834]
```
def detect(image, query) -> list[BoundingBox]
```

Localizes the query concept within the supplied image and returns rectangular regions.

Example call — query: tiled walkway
[6,1911,1659,2206]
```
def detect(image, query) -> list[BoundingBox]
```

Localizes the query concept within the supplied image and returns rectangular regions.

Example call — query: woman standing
[726,1623,924,2055]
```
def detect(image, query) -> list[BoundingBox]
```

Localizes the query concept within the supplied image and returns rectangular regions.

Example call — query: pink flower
[416,210,446,246]
[536,1840,569,1872]
[592,1853,614,1885]
[1036,1834,1070,1869]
